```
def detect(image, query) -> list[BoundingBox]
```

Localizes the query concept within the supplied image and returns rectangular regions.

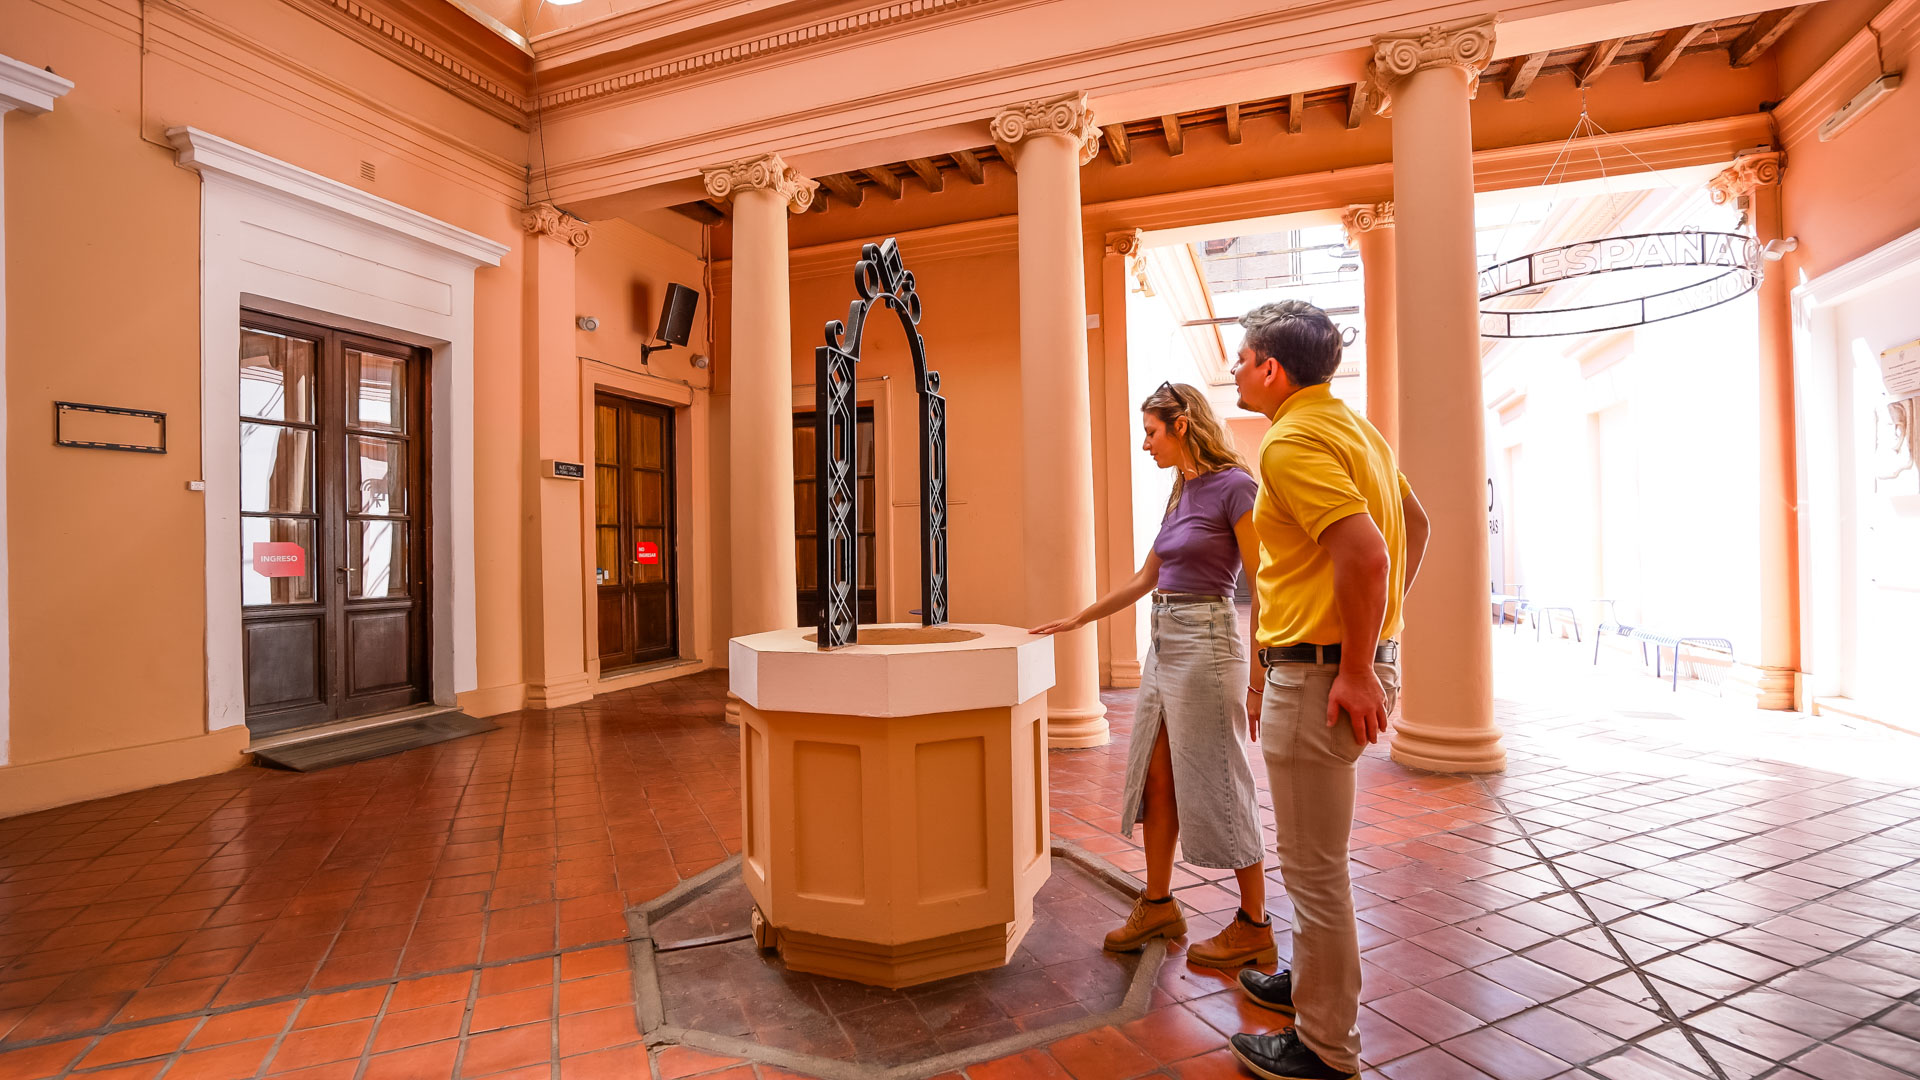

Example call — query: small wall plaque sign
[543,459,585,480]
[55,401,166,454]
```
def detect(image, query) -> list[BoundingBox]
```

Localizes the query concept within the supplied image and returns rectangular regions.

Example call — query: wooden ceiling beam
[818,173,864,208]
[670,201,725,225]
[951,149,985,184]
[1287,92,1305,134]
[1644,23,1709,81]
[904,157,944,193]
[1575,38,1628,86]
[1730,6,1809,67]
[1346,83,1368,129]
[1504,51,1549,99]
[1160,114,1184,155]
[860,166,903,199]
[1102,124,1132,164]
[1224,104,1242,145]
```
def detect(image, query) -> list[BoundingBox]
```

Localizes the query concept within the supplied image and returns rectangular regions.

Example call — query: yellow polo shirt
[1252,383,1410,648]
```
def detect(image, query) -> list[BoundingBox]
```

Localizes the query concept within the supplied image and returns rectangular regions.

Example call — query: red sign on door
[635,541,659,565]
[252,542,306,578]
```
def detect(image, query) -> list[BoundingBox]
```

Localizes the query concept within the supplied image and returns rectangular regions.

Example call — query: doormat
[252,712,497,772]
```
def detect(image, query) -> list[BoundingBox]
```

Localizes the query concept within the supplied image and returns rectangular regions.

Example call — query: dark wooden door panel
[245,617,325,713]
[595,394,678,671]
[241,313,430,735]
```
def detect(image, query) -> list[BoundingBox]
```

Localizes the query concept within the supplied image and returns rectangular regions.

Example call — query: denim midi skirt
[1119,597,1264,870]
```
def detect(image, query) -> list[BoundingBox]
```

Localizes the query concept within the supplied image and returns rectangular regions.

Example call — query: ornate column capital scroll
[1341,202,1395,246]
[1104,229,1144,257]
[1365,18,1498,114]
[1707,150,1783,209]
[990,92,1102,166]
[521,203,591,249]
[701,153,818,214]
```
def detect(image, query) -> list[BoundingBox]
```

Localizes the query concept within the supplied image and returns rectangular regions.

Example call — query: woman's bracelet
[1248,685,1264,695]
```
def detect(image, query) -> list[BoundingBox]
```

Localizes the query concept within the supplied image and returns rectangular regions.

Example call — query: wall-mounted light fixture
[576,315,598,331]
[1819,74,1901,142]
[690,353,710,369]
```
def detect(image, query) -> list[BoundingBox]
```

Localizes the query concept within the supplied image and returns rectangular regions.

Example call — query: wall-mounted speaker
[656,283,699,347]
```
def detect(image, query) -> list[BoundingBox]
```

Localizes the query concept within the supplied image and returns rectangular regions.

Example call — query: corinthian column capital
[990,93,1102,166]
[521,203,591,249]
[1341,202,1395,245]
[1366,18,1498,113]
[1707,150,1783,207]
[701,153,818,214]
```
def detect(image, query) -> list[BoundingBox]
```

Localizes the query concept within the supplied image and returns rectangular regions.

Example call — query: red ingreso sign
[253,542,306,578]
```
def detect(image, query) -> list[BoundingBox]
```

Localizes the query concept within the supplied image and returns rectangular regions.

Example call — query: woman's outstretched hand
[1029,616,1084,635]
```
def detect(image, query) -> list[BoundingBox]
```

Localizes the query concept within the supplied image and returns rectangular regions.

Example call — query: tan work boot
[1186,909,1277,969]
[1104,895,1187,952]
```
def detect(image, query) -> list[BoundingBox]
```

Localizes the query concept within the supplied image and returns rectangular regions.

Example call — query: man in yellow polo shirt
[1224,301,1430,1080]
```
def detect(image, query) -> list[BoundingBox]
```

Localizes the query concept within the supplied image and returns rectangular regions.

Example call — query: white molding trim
[1788,223,1920,707]
[0,54,74,116]
[0,53,73,767]
[167,128,509,267]
[173,130,506,735]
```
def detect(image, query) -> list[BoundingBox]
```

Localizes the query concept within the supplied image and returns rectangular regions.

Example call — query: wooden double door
[239,313,431,736]
[595,394,678,669]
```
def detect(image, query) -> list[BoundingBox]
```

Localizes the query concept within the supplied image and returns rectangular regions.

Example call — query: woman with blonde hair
[1032,381,1271,968]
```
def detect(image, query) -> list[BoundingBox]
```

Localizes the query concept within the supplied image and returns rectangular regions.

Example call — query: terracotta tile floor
[1,631,1917,1079]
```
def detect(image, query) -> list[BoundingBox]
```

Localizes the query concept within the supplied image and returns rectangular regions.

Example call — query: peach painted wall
[1774,0,1920,279]
[0,0,702,811]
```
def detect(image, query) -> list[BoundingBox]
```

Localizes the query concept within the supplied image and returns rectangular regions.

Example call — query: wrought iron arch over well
[812,238,949,648]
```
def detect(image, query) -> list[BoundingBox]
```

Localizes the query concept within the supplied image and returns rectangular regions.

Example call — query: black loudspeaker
[656,283,699,346]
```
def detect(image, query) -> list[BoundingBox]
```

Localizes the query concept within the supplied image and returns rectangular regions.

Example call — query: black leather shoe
[1229,1030,1355,1080]
[1238,967,1295,1013]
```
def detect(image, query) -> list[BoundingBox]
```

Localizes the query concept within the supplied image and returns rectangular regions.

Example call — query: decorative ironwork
[1478,230,1762,338]
[812,238,948,647]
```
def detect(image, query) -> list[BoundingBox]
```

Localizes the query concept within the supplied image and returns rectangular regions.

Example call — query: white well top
[728,623,1055,718]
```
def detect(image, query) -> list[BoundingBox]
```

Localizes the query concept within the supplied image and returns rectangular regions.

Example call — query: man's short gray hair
[1238,300,1342,386]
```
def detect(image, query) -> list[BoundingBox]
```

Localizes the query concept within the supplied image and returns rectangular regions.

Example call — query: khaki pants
[1259,659,1401,1073]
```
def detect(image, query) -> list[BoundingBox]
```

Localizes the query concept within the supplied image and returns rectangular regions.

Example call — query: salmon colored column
[704,155,817,721]
[521,205,594,709]
[1709,152,1800,709]
[1099,229,1145,689]
[1343,203,1399,451]
[992,93,1107,748]
[1369,20,1506,773]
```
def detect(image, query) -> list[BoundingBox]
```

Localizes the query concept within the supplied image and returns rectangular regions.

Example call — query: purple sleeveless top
[1152,468,1257,595]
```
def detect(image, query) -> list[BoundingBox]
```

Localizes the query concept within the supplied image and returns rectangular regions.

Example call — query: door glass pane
[793,424,816,480]
[597,527,621,586]
[859,478,875,531]
[240,330,315,423]
[794,481,816,533]
[349,437,407,515]
[348,350,406,432]
[861,534,876,589]
[242,517,317,605]
[595,404,619,464]
[857,420,874,474]
[240,424,314,513]
[633,410,663,469]
[595,466,619,526]
[636,528,666,584]
[796,537,817,590]
[635,470,665,527]
[349,519,408,598]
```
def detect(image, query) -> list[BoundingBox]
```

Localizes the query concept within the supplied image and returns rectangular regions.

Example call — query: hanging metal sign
[1479,230,1762,339]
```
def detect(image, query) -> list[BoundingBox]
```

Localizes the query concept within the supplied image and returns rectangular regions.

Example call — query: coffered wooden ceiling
[668,5,1810,225]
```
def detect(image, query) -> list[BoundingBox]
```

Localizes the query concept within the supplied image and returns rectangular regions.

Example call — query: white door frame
[1789,224,1920,708]
[171,128,507,734]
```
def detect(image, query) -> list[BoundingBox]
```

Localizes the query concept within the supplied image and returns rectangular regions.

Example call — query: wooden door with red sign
[239,313,431,736]
[594,394,677,669]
